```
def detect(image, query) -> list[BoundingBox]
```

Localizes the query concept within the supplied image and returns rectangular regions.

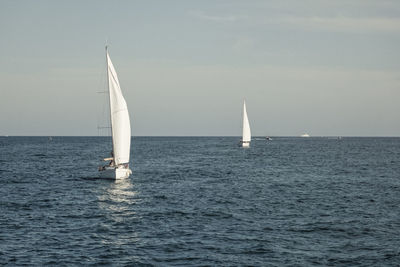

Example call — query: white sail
[242,100,251,142]
[107,51,131,165]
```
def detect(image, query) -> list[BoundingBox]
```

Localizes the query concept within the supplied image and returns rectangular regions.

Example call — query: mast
[105,45,114,160]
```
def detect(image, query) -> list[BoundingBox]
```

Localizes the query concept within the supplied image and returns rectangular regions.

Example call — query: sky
[1,0,399,136]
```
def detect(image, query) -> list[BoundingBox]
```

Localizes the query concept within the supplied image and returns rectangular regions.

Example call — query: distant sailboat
[240,100,251,147]
[98,46,132,179]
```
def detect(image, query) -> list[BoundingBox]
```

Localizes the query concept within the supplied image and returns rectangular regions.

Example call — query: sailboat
[98,46,132,179]
[240,100,251,147]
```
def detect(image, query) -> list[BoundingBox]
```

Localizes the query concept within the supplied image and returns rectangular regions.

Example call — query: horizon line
[1,135,399,138]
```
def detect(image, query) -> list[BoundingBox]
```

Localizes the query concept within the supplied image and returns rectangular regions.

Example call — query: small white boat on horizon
[239,100,251,148]
[98,46,132,179]
[300,133,310,138]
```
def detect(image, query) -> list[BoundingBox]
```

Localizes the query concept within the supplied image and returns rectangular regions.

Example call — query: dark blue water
[1,137,400,266]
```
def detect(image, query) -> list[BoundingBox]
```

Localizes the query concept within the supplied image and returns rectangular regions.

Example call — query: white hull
[99,166,132,179]
[240,141,250,148]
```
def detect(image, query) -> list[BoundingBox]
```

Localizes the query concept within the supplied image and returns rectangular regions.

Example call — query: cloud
[268,16,400,33]
[189,11,242,22]
[232,37,254,52]
[190,8,400,33]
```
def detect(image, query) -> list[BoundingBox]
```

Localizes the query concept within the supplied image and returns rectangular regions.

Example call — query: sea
[0,136,399,266]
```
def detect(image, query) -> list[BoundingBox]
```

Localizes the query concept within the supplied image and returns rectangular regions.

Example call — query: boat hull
[99,166,132,179]
[240,141,250,148]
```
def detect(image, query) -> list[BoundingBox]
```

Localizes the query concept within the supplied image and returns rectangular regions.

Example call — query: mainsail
[242,100,251,142]
[106,50,131,165]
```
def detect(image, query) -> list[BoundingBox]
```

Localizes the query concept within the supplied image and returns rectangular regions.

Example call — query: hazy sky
[1,0,399,136]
